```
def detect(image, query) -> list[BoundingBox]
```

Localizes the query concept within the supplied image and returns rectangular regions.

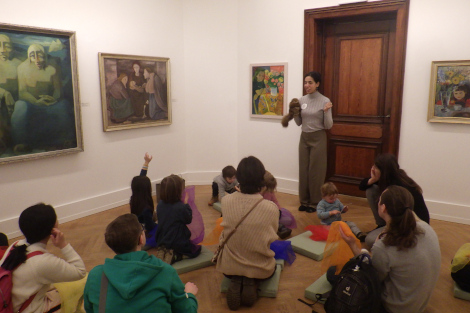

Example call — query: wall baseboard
[2,173,468,238]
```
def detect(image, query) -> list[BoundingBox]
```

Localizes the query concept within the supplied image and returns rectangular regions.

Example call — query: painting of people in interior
[99,53,171,131]
[0,23,82,164]
[250,63,287,119]
[428,61,470,124]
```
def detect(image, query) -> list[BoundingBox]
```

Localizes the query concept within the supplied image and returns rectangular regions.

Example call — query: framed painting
[428,60,470,124]
[0,23,83,165]
[250,63,287,119]
[99,53,171,131]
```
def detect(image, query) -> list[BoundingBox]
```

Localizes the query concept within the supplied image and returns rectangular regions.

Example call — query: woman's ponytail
[1,244,28,271]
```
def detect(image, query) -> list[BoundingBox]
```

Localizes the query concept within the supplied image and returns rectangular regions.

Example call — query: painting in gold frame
[428,60,470,124]
[99,53,171,131]
[0,23,83,165]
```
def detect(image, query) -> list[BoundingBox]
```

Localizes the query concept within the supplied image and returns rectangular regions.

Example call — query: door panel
[304,1,409,197]
[337,36,384,116]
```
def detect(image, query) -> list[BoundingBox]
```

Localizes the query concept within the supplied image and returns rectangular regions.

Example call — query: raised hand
[144,152,153,166]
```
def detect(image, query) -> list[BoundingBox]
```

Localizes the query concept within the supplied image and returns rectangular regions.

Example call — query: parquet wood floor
[10,185,470,312]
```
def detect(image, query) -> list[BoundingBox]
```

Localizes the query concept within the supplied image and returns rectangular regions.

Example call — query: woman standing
[294,71,333,213]
[340,186,440,313]
[216,156,279,311]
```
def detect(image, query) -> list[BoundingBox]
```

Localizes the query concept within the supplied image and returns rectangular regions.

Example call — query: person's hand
[38,95,57,106]
[329,210,341,216]
[235,185,240,192]
[185,282,198,295]
[342,206,349,213]
[339,225,356,247]
[144,152,153,166]
[369,165,380,184]
[50,228,68,249]
[323,102,333,112]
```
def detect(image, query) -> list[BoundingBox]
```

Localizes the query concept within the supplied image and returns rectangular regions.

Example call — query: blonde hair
[321,182,338,197]
[263,171,277,193]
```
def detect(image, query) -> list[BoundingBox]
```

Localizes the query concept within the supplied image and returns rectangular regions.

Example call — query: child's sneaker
[356,232,367,243]
[155,246,174,264]
[208,196,218,206]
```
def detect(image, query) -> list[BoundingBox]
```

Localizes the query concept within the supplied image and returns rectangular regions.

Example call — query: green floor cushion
[454,282,470,301]
[287,231,326,261]
[213,202,222,213]
[172,246,214,274]
[304,273,332,304]
[220,262,284,298]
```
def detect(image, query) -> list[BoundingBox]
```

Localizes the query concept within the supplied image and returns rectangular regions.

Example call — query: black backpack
[324,254,382,313]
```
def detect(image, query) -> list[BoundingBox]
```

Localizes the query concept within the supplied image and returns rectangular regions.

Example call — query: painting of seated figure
[98,53,171,132]
[0,23,82,164]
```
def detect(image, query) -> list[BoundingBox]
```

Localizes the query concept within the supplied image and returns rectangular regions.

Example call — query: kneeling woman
[340,186,440,313]
[216,156,279,310]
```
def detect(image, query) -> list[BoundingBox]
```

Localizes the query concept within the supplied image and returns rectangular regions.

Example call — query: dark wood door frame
[304,0,409,156]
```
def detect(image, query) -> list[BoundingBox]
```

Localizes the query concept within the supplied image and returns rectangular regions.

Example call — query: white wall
[1,0,470,237]
[400,0,470,224]
[183,0,239,184]
[236,0,470,225]
[0,0,189,237]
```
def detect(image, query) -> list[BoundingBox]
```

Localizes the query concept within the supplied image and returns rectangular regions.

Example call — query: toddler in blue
[317,182,366,242]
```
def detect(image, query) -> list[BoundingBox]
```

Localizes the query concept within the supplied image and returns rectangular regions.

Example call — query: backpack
[0,242,43,313]
[324,253,382,313]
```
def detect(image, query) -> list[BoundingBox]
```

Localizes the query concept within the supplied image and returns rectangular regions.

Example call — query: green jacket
[84,251,197,313]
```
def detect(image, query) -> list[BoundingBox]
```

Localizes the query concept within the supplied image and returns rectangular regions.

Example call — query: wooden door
[304,0,409,196]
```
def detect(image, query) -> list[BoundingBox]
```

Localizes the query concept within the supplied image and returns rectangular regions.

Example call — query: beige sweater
[216,192,279,279]
[4,240,86,313]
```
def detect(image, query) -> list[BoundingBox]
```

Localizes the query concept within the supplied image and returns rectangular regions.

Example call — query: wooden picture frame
[0,23,83,164]
[250,63,287,119]
[428,60,470,124]
[98,53,171,131]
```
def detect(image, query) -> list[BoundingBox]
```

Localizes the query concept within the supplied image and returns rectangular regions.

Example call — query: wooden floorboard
[10,185,470,312]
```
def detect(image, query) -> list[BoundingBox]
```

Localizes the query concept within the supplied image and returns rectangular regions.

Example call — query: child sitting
[155,174,202,264]
[130,153,157,246]
[84,214,198,313]
[317,182,366,242]
[261,171,295,239]
[208,165,239,206]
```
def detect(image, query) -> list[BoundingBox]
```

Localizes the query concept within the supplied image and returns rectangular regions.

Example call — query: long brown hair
[130,176,154,216]
[160,174,184,204]
[375,154,422,193]
[379,186,423,250]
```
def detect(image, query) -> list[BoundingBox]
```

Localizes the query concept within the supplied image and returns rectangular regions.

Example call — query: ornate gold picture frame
[98,53,171,131]
[0,23,83,164]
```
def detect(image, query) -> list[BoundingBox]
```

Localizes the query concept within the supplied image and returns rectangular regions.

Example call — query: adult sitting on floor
[340,185,440,313]
[0,203,86,313]
[84,213,198,313]
[359,153,430,248]
[216,156,279,311]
